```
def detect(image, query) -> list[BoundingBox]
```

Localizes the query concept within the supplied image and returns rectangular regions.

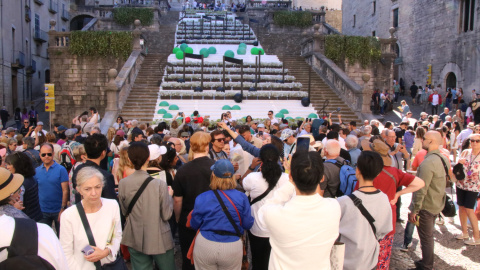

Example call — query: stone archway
[445,72,457,89]
[439,62,463,93]
[70,14,95,31]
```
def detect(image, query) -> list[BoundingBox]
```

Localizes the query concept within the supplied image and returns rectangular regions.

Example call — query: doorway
[445,72,457,90]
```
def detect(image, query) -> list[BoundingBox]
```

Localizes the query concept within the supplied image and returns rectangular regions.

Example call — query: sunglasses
[471,140,480,143]
[268,114,272,115]
[182,136,189,138]
[40,153,53,157]
[24,122,29,124]
[214,138,226,142]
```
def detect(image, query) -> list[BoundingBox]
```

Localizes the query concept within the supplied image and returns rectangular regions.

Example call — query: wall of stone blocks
[325,10,342,32]
[342,0,480,102]
[48,48,125,126]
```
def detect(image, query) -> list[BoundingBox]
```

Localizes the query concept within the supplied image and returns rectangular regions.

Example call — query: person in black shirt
[19,120,32,137]
[173,131,215,270]
[410,82,418,104]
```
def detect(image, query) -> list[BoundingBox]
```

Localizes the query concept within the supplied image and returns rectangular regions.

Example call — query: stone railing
[99,20,146,133]
[81,18,98,31]
[307,52,365,114]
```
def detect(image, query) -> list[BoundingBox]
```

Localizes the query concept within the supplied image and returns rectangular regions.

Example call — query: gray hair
[7,138,16,145]
[325,139,341,156]
[131,120,138,127]
[345,135,359,150]
[91,127,102,134]
[363,125,372,135]
[76,166,105,187]
[370,120,379,126]
[22,137,35,149]
[150,134,163,145]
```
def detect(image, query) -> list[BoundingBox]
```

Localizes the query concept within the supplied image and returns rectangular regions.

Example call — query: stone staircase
[280,55,361,123]
[119,11,179,122]
[120,54,167,122]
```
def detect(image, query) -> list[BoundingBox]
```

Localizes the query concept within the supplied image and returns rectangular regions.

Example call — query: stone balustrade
[248,1,291,9]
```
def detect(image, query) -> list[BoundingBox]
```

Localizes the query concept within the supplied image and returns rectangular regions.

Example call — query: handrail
[323,22,340,35]
[307,52,364,114]
[115,51,144,110]
[81,18,98,31]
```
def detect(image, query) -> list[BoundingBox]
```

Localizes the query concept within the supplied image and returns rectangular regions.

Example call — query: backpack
[0,218,55,270]
[59,141,76,173]
[325,159,357,196]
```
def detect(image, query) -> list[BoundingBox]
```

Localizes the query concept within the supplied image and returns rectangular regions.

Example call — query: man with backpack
[322,139,356,198]
[59,128,81,174]
[360,139,424,269]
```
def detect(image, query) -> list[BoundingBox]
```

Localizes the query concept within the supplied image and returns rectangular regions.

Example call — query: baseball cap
[5,127,15,133]
[280,129,294,141]
[116,130,125,137]
[210,159,235,178]
[37,121,44,126]
[148,144,167,161]
[279,124,288,129]
[257,124,265,128]
[57,125,67,132]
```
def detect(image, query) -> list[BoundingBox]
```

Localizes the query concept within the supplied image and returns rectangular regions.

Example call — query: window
[35,14,40,34]
[393,8,399,28]
[353,15,356,27]
[461,0,475,32]
[372,31,376,37]
[373,1,376,15]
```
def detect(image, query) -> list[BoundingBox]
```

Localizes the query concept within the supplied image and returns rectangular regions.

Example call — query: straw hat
[361,139,392,166]
[0,168,24,201]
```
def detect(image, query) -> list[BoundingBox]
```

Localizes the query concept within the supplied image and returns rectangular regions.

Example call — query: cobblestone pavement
[391,191,480,270]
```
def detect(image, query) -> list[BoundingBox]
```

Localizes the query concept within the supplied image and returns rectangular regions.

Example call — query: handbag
[76,204,127,270]
[330,235,345,270]
[453,163,465,180]
[213,190,249,270]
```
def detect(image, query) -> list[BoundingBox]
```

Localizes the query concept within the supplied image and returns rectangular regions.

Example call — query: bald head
[423,131,443,151]
[325,139,341,158]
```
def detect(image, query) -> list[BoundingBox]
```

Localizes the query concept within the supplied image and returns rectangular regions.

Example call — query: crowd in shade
[1,99,480,270]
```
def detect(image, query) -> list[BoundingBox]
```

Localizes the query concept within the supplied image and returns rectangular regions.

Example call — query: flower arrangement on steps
[164,74,296,82]
[160,81,302,90]
[175,39,257,44]
[166,61,284,67]
[167,66,289,74]
[158,90,307,99]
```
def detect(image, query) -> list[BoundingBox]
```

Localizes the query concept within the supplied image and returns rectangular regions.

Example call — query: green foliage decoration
[113,7,154,26]
[273,11,313,27]
[325,35,381,68]
[69,31,133,59]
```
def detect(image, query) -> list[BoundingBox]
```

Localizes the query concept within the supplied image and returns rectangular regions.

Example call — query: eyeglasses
[214,138,226,142]
[471,140,480,143]
[40,153,53,157]
[268,113,272,116]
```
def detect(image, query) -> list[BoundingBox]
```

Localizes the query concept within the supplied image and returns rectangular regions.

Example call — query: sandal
[465,239,480,246]
[456,233,469,240]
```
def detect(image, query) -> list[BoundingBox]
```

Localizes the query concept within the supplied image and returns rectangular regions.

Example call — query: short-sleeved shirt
[35,162,69,213]
[173,156,215,227]
[458,149,480,192]
[355,166,415,235]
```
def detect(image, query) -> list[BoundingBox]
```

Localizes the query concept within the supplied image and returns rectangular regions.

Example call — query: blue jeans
[394,92,399,102]
[445,98,452,110]
[39,212,60,235]
[403,221,416,246]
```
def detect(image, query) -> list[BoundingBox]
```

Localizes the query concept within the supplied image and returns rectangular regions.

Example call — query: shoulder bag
[348,194,377,238]
[432,154,457,217]
[213,190,249,270]
[76,204,127,270]
[125,176,154,219]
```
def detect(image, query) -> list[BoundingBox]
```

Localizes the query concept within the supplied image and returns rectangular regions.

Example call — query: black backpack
[0,218,55,270]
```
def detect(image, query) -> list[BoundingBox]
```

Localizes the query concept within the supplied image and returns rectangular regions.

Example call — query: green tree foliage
[69,31,133,60]
[325,35,381,68]
[273,11,313,27]
[113,7,154,26]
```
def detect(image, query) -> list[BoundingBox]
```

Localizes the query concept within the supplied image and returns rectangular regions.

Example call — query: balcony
[61,9,70,21]
[12,51,25,69]
[49,0,58,13]
[25,6,31,22]
[27,60,37,75]
[34,29,48,43]
[34,0,44,5]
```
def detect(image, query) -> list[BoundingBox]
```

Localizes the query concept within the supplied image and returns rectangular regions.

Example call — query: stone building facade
[0,0,70,115]
[342,0,480,101]
[294,0,342,10]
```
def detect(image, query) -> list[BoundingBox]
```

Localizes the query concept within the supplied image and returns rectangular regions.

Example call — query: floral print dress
[459,149,480,192]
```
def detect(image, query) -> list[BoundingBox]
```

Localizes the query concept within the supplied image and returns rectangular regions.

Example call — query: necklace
[467,150,480,176]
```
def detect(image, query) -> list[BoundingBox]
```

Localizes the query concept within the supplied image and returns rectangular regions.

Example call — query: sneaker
[465,238,480,246]
[456,233,470,240]
[400,243,411,252]
[436,216,445,225]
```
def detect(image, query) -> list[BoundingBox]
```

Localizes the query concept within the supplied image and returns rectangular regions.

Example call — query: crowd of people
[0,101,479,270]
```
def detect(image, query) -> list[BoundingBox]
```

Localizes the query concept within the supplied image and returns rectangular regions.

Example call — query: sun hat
[361,139,392,166]
[210,159,235,178]
[0,168,24,201]
[148,145,167,161]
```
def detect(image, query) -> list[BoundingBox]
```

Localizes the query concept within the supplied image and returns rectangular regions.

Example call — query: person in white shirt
[267,110,279,124]
[30,121,48,138]
[242,144,292,269]
[257,150,341,270]
[60,166,122,270]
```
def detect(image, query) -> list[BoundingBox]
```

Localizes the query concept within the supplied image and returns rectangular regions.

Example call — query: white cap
[148,145,167,161]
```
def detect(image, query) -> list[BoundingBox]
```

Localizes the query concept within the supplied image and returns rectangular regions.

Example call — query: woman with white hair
[455,133,480,245]
[345,135,361,166]
[60,167,123,270]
